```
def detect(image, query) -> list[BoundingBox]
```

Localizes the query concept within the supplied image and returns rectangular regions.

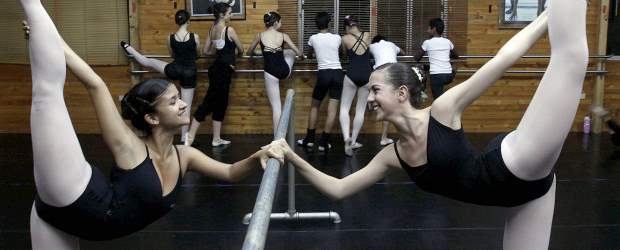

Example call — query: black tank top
[215,27,237,67]
[34,145,183,241]
[395,112,554,207]
[170,33,197,66]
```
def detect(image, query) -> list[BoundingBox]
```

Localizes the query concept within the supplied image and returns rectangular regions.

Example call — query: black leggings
[194,62,234,122]
[430,73,455,99]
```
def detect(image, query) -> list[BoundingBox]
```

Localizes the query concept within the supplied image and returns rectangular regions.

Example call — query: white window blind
[1,0,129,65]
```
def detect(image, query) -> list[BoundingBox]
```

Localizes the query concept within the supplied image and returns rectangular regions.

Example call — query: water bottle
[583,115,591,134]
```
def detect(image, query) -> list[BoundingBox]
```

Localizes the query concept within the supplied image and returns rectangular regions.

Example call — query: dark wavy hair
[121,79,171,134]
[209,2,231,21]
[175,10,190,25]
[374,63,427,108]
[264,11,281,27]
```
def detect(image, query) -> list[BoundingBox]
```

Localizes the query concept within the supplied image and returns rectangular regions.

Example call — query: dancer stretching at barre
[269,1,588,248]
[185,2,244,146]
[20,0,279,248]
[338,15,373,156]
[247,11,302,133]
[120,10,199,143]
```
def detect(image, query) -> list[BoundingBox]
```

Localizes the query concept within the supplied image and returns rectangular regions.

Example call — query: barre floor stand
[242,90,341,226]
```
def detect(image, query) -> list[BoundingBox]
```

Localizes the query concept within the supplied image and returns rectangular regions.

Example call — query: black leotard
[34,145,183,241]
[165,33,198,88]
[395,112,554,207]
[346,32,372,87]
[260,33,290,80]
[214,27,237,67]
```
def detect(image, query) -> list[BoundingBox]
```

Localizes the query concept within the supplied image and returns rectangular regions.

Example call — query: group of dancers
[20,0,592,248]
[122,5,460,156]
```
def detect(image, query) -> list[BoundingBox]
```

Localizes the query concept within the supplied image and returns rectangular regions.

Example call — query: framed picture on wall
[187,0,245,20]
[499,0,548,28]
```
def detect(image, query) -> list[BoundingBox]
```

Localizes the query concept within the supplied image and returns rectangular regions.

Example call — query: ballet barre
[129,69,608,75]
[127,54,612,59]
[242,89,340,250]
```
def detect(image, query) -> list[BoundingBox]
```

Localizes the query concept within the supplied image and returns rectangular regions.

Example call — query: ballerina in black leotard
[20,1,280,248]
[120,10,199,142]
[339,15,373,156]
[268,1,589,249]
[247,11,303,133]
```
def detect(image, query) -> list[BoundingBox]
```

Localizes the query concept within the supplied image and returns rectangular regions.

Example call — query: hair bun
[120,95,138,120]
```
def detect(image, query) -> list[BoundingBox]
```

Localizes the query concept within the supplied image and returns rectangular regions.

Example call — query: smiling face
[367,70,400,121]
[149,84,189,131]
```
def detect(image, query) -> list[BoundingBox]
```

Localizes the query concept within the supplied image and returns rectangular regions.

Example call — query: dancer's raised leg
[283,49,296,77]
[502,0,588,180]
[22,0,87,248]
[122,42,168,75]
[503,1,587,249]
[22,0,91,208]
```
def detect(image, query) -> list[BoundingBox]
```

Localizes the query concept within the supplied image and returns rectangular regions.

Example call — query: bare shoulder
[371,143,402,170]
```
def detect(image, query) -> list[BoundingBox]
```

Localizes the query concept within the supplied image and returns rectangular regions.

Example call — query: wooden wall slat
[1,0,617,134]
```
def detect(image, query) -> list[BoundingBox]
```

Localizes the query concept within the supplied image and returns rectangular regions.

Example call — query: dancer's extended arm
[281,141,398,200]
[431,10,548,127]
[184,144,282,182]
[61,39,143,162]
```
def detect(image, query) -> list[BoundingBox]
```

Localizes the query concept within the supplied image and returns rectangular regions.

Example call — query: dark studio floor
[0,133,619,250]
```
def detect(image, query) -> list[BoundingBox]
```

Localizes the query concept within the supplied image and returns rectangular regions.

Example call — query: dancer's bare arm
[167,37,174,57]
[203,29,215,56]
[227,27,244,55]
[183,144,282,182]
[280,141,399,200]
[431,10,548,128]
[283,33,302,56]
[247,33,261,56]
[61,39,143,162]
[194,33,201,55]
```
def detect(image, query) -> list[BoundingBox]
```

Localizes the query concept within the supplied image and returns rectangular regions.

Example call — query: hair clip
[411,67,423,82]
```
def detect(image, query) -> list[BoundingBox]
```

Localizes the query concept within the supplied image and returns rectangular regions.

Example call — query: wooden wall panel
[1,0,618,134]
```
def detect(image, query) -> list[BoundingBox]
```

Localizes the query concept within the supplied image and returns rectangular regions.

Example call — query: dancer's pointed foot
[120,41,130,55]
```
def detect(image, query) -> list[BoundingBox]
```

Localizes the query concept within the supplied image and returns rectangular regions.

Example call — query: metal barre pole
[129,54,611,59]
[130,69,608,74]
[242,90,295,250]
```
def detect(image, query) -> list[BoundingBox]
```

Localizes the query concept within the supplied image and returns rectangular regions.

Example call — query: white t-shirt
[369,40,400,69]
[308,33,342,70]
[421,37,454,75]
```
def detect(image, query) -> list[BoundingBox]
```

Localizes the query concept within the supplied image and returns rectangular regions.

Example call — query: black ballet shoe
[120,41,130,55]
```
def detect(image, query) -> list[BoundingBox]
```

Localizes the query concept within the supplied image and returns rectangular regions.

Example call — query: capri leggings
[193,62,234,122]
